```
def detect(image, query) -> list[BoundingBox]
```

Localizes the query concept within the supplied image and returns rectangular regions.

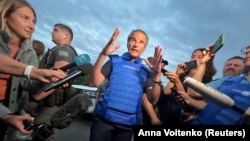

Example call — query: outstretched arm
[164,71,185,94]
[0,54,66,83]
[145,46,163,104]
[29,68,66,83]
[187,45,214,98]
[177,90,207,110]
[89,28,121,87]
[0,54,28,76]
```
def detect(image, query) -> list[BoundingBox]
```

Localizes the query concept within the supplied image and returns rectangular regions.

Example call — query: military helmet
[32,40,45,56]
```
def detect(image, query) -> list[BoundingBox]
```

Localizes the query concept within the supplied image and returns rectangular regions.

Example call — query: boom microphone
[59,54,91,71]
[50,93,93,129]
[183,77,245,114]
[42,63,93,92]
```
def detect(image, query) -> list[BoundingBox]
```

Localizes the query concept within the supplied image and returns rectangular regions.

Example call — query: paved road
[56,114,134,141]
[4,114,134,141]
[55,114,93,141]
[3,114,93,141]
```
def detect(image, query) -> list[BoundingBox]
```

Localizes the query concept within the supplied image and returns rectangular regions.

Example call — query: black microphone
[50,93,93,129]
[183,77,245,114]
[42,63,93,92]
[59,54,91,71]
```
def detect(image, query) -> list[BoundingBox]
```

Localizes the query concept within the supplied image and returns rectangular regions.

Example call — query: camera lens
[23,120,35,131]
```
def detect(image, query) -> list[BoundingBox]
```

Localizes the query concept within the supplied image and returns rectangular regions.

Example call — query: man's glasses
[240,46,250,55]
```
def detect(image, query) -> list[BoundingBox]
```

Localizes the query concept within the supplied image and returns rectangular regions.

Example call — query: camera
[23,121,53,141]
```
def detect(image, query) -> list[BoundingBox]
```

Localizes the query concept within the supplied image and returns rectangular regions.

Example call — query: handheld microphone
[183,77,245,114]
[42,63,93,92]
[50,93,93,129]
[59,54,91,71]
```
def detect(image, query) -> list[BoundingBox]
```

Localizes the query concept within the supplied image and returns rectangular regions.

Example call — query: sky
[29,0,250,85]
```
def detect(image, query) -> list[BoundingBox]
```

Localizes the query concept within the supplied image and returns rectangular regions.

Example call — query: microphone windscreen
[183,77,235,108]
[50,94,93,129]
[74,54,91,66]
[78,63,93,76]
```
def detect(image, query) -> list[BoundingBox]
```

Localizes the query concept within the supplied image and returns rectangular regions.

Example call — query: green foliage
[72,75,89,85]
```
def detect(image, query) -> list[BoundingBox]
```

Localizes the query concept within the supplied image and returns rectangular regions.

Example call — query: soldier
[26,23,77,141]
[32,40,45,62]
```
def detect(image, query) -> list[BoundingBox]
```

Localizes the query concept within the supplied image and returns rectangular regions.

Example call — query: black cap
[162,59,168,65]
[147,57,168,65]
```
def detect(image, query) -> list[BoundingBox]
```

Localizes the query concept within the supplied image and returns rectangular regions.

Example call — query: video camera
[23,121,53,141]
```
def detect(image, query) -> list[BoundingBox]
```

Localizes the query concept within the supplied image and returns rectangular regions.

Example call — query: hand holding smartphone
[211,34,225,54]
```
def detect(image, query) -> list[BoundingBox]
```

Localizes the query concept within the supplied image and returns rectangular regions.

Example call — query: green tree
[72,75,89,85]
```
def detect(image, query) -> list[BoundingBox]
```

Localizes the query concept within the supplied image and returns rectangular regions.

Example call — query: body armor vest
[94,54,150,125]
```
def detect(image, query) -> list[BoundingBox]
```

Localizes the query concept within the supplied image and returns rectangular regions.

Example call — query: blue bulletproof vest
[94,53,150,125]
[191,76,250,125]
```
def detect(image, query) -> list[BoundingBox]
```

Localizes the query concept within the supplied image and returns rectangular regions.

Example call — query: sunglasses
[240,46,250,55]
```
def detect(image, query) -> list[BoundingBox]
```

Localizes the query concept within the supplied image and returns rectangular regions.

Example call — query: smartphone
[211,34,225,54]
[185,60,197,70]
[161,68,169,73]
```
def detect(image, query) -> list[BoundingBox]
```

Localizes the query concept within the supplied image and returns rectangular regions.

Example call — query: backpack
[39,45,78,107]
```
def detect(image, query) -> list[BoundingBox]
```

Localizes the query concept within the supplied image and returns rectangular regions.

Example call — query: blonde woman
[0,0,38,139]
